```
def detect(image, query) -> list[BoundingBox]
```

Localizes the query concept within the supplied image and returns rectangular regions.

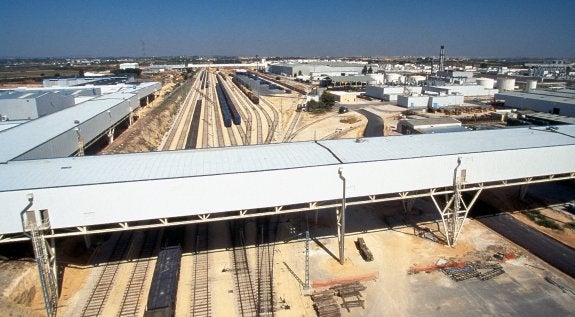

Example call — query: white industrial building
[269,62,378,79]
[397,93,464,109]
[0,91,75,120]
[423,84,498,97]
[398,95,430,109]
[119,62,139,70]
[495,89,575,117]
[429,94,465,109]
[0,82,161,162]
[365,85,404,101]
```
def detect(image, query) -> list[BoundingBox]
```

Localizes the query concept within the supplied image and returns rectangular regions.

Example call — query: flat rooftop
[2,125,575,192]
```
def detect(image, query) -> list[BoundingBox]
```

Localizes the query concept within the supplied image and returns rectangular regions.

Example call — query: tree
[320,91,336,108]
[367,66,373,74]
[361,65,368,75]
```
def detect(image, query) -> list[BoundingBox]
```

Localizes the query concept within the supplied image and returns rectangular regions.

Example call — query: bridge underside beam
[1,173,573,244]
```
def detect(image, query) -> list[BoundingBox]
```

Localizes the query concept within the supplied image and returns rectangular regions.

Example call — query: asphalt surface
[473,202,575,278]
[355,109,384,137]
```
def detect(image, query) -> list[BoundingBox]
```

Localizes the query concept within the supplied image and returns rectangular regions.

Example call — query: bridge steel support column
[337,168,347,265]
[107,127,115,145]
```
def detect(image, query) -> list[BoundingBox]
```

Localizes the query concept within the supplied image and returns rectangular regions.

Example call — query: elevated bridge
[1,125,574,253]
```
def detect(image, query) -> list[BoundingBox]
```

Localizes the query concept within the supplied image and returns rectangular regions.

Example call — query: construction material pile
[311,282,367,317]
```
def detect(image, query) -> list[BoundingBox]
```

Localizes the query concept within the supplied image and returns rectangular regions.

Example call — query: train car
[217,76,241,126]
[144,246,182,317]
[216,83,232,127]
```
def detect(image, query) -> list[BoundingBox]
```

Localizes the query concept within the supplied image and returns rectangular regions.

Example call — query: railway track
[190,224,211,316]
[259,99,278,144]
[209,73,226,147]
[225,79,263,144]
[185,100,203,149]
[162,77,198,150]
[81,231,134,317]
[256,218,279,316]
[230,222,257,317]
[286,113,338,142]
[117,230,161,317]
[176,88,199,149]
[223,78,251,145]
[282,110,301,142]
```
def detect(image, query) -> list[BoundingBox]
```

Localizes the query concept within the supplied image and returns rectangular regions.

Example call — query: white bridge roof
[1,125,575,236]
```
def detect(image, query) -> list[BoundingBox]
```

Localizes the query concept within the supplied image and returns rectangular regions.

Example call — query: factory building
[320,75,380,88]
[268,62,378,79]
[397,93,464,109]
[119,62,139,70]
[0,91,75,120]
[495,89,575,117]
[398,95,429,109]
[0,82,161,162]
[397,117,465,134]
[423,84,498,97]
[429,94,465,109]
[365,85,404,101]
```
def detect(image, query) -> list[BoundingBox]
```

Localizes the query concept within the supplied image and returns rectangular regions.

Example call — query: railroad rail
[117,229,161,317]
[230,222,257,317]
[81,231,134,317]
[283,110,301,142]
[190,224,211,316]
[287,113,338,142]
[185,100,203,149]
[224,78,252,145]
[209,73,226,146]
[161,77,198,150]
[256,217,279,316]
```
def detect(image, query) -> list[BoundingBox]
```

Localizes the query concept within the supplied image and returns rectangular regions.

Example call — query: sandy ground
[2,187,574,317]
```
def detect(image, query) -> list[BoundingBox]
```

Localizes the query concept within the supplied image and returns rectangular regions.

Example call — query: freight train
[144,246,182,317]
[216,74,241,125]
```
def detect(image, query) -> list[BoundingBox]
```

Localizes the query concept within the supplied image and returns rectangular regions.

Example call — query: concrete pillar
[520,185,529,201]
[402,198,416,213]
[107,127,115,144]
[83,234,92,249]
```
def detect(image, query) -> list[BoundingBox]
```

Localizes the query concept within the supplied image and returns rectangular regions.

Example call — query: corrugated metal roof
[496,91,575,105]
[1,125,575,192]
[318,125,575,163]
[0,142,340,191]
[0,91,136,162]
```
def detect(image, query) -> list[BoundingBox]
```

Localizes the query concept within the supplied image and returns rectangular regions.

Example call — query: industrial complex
[0,46,574,317]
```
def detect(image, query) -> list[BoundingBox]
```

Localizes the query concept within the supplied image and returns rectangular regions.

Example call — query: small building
[365,85,404,100]
[397,117,465,134]
[328,91,358,103]
[428,94,464,109]
[397,95,429,109]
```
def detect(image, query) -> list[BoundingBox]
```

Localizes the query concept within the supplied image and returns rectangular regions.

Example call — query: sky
[1,0,574,58]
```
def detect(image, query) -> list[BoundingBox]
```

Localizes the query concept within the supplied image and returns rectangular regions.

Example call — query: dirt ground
[100,74,185,154]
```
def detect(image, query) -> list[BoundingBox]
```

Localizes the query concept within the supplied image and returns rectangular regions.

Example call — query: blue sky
[1,0,574,58]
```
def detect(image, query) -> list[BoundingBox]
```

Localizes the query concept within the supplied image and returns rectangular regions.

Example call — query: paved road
[355,109,384,137]
[473,202,575,278]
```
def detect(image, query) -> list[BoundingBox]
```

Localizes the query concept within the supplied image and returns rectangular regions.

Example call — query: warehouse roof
[2,125,575,192]
[0,91,136,163]
[496,91,575,105]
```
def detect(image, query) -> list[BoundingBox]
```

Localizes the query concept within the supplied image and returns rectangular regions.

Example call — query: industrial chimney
[439,45,445,72]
